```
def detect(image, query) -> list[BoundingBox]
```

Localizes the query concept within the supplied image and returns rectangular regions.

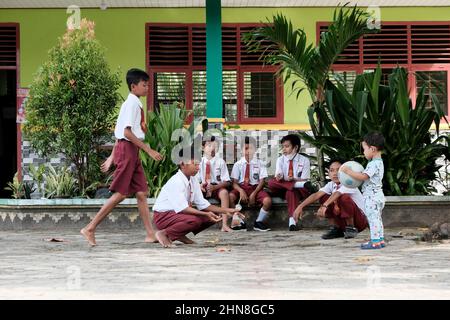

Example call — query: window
[319,22,450,117]
[416,71,448,116]
[146,23,283,124]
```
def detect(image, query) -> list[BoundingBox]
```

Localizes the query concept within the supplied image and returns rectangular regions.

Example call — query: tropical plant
[23,19,121,195]
[243,4,376,181]
[28,164,46,195]
[299,66,450,195]
[43,165,78,199]
[4,173,35,199]
[140,102,208,198]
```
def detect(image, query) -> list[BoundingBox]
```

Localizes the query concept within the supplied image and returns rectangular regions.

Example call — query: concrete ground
[0,227,449,300]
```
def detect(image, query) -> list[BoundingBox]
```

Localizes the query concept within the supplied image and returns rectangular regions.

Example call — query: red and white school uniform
[196,156,230,200]
[319,181,368,232]
[153,170,214,241]
[109,93,148,195]
[230,157,270,205]
[268,153,311,216]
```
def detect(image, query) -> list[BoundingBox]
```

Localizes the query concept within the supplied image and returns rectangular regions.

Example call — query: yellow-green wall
[1,6,450,126]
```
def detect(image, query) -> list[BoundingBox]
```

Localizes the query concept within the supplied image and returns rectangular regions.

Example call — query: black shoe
[254,221,271,232]
[303,181,317,194]
[321,226,344,239]
[289,224,300,231]
[231,222,247,231]
[344,226,358,239]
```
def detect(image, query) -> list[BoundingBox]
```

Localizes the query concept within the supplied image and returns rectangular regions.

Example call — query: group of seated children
[195,134,316,232]
[153,132,385,250]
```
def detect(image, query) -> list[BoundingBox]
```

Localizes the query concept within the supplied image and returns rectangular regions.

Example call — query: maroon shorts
[201,186,229,201]
[320,194,368,232]
[153,210,215,241]
[230,183,270,206]
[109,139,148,196]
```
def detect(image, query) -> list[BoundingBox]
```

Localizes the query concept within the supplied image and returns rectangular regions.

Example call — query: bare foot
[155,230,173,248]
[177,235,196,244]
[80,228,96,246]
[145,234,158,243]
[221,225,233,232]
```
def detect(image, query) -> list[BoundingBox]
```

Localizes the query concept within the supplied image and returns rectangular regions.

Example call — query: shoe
[253,221,271,232]
[321,226,344,239]
[360,241,382,249]
[380,240,386,248]
[231,222,247,231]
[289,224,300,231]
[303,181,317,194]
[344,226,358,239]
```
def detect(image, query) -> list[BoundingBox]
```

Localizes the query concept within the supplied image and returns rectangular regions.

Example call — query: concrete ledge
[1,196,449,230]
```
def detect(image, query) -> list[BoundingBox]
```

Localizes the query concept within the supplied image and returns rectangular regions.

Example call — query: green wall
[1,6,450,125]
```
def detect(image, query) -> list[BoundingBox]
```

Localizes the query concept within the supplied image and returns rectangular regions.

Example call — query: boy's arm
[101,140,116,173]
[340,166,369,181]
[293,191,326,222]
[124,127,163,161]
[316,191,342,218]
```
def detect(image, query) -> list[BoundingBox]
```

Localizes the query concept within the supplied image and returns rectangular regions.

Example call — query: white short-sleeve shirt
[197,156,231,185]
[231,157,268,186]
[319,181,365,213]
[153,170,211,213]
[275,153,311,180]
[114,93,146,140]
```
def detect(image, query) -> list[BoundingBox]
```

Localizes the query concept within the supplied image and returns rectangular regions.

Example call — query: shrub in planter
[23,19,121,195]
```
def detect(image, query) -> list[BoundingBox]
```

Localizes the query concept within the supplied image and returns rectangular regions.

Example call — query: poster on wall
[16,88,29,124]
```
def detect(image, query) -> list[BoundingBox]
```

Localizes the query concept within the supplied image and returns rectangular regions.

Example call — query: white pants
[364,193,385,242]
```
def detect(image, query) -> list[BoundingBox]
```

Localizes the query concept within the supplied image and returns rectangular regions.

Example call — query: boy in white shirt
[153,145,241,247]
[197,136,234,232]
[81,69,163,247]
[268,134,315,231]
[230,136,272,232]
[293,160,368,239]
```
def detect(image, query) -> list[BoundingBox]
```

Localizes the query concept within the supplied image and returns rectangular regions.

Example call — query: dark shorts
[230,183,270,206]
[109,139,148,196]
[202,187,229,201]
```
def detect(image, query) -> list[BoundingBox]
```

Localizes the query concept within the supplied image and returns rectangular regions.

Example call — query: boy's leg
[80,192,127,246]
[363,198,383,245]
[135,191,157,243]
[154,211,205,247]
[216,188,232,232]
[320,195,345,239]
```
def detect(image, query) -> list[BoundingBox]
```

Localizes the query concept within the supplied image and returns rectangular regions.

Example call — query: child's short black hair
[363,132,385,151]
[327,158,346,167]
[243,136,257,148]
[281,134,301,152]
[202,135,216,147]
[126,68,149,91]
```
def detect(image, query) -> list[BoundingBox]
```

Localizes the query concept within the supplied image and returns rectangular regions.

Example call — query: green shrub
[23,19,121,195]
[300,66,450,195]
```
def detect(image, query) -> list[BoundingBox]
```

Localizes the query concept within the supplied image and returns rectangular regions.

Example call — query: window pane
[192,70,238,122]
[193,71,206,118]
[153,72,185,111]
[329,70,357,92]
[416,71,448,116]
[243,72,277,118]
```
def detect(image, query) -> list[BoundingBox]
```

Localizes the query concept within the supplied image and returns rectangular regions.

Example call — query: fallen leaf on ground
[354,256,372,263]
[205,238,220,244]
[44,238,67,242]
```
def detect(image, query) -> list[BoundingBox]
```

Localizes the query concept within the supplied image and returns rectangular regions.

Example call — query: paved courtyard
[0,227,449,300]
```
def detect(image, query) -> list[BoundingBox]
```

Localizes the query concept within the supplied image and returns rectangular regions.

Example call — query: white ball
[338,161,364,188]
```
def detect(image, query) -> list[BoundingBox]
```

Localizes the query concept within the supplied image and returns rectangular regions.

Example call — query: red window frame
[145,23,284,124]
[0,23,21,180]
[317,21,450,121]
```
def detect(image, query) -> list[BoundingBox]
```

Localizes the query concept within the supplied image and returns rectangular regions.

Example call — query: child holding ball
[340,132,386,249]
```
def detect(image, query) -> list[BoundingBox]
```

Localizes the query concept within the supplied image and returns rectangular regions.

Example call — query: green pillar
[206,0,223,121]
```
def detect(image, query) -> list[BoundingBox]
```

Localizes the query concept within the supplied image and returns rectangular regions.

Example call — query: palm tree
[243,4,378,182]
